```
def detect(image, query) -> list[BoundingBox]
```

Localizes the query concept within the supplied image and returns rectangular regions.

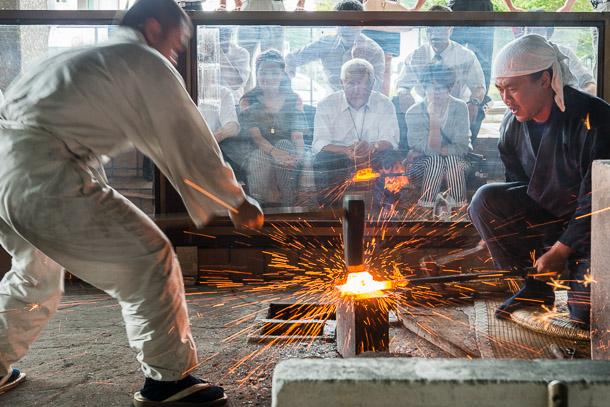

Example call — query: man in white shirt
[199,85,239,138]
[313,59,400,207]
[396,6,486,141]
[218,27,251,103]
[0,0,262,404]
[285,0,385,93]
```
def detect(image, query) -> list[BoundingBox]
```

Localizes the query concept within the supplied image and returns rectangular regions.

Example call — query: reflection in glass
[193,24,599,221]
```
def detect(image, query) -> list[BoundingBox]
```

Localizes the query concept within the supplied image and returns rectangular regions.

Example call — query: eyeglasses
[343,82,372,91]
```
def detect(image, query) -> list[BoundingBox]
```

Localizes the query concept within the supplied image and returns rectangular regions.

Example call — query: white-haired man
[312,58,401,207]
[468,35,610,329]
[0,0,263,404]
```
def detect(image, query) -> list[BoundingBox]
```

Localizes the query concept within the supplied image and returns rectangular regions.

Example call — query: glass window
[195,22,598,221]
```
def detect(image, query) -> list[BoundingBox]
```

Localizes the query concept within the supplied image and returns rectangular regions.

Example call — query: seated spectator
[239,49,307,207]
[198,85,245,182]
[520,12,596,95]
[285,0,385,93]
[396,5,486,143]
[406,61,472,216]
[218,27,251,103]
[312,58,401,208]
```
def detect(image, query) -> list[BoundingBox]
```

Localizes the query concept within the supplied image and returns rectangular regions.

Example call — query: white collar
[110,26,148,46]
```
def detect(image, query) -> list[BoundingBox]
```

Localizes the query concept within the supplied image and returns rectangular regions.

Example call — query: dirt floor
[0,279,448,407]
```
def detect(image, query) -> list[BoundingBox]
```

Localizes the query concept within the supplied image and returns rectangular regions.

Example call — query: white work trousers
[0,130,196,380]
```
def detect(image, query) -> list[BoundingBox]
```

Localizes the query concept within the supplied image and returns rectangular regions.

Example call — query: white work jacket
[0,27,245,227]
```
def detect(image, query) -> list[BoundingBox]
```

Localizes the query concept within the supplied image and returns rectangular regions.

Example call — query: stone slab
[272,358,610,407]
[592,160,610,360]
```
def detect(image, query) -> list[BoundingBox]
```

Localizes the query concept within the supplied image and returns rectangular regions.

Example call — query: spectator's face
[148,19,191,67]
[495,72,553,122]
[257,61,284,93]
[426,27,452,54]
[425,81,450,107]
[337,26,363,47]
[341,70,373,110]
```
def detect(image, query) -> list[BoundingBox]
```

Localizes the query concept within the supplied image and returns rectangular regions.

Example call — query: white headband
[493,34,577,112]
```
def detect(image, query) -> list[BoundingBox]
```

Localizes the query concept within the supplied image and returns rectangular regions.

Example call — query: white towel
[493,34,577,112]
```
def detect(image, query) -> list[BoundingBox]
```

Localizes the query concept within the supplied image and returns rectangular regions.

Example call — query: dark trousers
[313,149,402,208]
[468,182,591,324]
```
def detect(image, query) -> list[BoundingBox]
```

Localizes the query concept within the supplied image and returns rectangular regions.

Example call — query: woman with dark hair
[406,61,472,218]
[239,49,307,207]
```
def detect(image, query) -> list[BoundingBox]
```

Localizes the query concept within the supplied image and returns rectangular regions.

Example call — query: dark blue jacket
[498,86,610,255]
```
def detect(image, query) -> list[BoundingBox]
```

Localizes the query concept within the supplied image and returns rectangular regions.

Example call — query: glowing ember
[336,271,392,297]
[382,161,408,193]
[353,168,379,182]
[384,174,409,194]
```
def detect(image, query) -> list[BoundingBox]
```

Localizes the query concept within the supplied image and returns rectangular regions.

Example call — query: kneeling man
[468,35,610,328]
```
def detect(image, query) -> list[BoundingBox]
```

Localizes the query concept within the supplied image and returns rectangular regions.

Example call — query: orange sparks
[352,168,379,182]
[585,112,590,130]
[384,174,409,194]
[576,205,610,220]
[336,271,392,297]
[583,272,597,288]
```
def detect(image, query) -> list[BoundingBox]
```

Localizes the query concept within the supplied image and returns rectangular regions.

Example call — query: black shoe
[0,369,26,394]
[495,278,555,320]
[133,375,227,406]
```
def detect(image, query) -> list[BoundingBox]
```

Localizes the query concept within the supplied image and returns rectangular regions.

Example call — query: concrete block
[176,246,198,285]
[272,358,610,407]
[592,160,610,360]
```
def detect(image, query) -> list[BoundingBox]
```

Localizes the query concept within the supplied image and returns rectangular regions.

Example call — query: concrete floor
[0,280,441,407]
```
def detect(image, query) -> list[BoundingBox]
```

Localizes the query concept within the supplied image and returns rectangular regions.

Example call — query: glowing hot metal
[336,271,392,298]
[352,168,379,182]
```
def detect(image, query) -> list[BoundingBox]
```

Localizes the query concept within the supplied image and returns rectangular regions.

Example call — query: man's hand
[467,102,479,126]
[427,99,437,117]
[398,88,415,113]
[230,196,264,230]
[351,36,366,59]
[533,241,573,281]
[285,65,296,79]
[271,149,299,169]
[354,140,372,158]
